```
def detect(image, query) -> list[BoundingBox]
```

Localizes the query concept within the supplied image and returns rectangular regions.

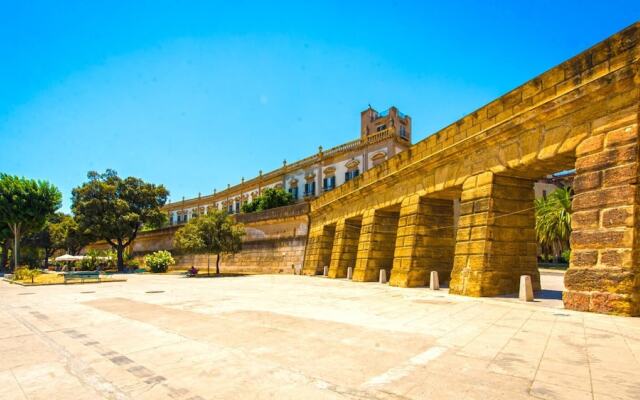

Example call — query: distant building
[164,106,412,224]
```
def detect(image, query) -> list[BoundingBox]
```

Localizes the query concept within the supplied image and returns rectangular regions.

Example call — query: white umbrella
[55,254,84,262]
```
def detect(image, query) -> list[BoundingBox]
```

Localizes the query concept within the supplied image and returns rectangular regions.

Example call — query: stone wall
[172,236,307,274]
[303,22,640,316]
[88,203,309,275]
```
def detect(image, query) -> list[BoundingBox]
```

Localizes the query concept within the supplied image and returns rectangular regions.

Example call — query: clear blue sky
[1,1,639,212]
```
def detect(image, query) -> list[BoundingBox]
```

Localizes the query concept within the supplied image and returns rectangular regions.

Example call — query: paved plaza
[1,273,639,400]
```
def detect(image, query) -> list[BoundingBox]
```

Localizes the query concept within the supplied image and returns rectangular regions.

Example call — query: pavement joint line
[6,307,132,400]
[581,314,596,400]
[438,303,509,348]
[612,318,640,366]
[527,313,559,397]
[10,368,29,400]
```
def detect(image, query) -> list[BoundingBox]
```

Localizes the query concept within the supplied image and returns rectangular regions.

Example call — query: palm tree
[535,187,572,263]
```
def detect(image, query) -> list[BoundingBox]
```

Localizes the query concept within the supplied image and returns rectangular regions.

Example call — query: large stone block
[450,173,539,297]
[353,208,400,282]
[564,109,640,316]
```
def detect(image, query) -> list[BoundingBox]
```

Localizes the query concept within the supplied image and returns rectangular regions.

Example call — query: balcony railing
[373,108,407,120]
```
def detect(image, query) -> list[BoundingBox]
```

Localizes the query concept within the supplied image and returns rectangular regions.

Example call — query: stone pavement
[0,273,639,399]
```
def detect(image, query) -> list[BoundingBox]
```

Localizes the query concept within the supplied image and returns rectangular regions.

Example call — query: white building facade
[164,106,413,224]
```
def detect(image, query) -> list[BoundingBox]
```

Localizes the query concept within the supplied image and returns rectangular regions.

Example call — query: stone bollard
[323,266,328,276]
[293,264,302,275]
[519,275,534,302]
[347,267,353,280]
[379,269,387,284]
[430,271,440,290]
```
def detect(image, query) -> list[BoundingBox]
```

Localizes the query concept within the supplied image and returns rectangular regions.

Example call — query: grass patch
[6,273,126,286]
[538,262,569,271]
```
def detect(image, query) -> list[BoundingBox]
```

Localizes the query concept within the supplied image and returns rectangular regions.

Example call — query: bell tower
[360,105,411,143]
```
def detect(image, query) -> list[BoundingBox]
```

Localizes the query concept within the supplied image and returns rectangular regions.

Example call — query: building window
[345,169,360,182]
[288,187,299,200]
[228,205,233,214]
[400,125,407,139]
[376,124,386,132]
[304,182,316,197]
[235,201,241,213]
[323,176,336,191]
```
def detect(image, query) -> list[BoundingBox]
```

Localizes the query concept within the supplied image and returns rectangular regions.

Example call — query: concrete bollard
[347,267,353,280]
[430,271,440,290]
[323,266,328,276]
[519,275,534,302]
[379,269,387,284]
[293,264,302,275]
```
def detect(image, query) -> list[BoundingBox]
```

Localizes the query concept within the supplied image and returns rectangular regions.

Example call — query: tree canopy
[241,187,294,213]
[63,217,94,255]
[24,212,93,267]
[24,212,68,267]
[535,187,572,262]
[0,174,61,270]
[72,169,169,271]
[174,209,244,275]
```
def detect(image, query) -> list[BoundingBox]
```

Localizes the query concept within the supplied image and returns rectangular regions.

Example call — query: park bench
[64,271,101,283]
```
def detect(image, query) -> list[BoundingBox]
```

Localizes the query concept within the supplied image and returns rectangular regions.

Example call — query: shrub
[144,250,175,273]
[561,249,571,264]
[14,266,41,282]
[79,250,100,271]
[79,249,116,271]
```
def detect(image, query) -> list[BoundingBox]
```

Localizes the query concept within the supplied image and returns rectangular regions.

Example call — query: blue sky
[1,1,639,212]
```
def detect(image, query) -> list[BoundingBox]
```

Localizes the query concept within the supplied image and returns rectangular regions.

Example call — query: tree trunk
[207,253,210,276]
[116,246,125,272]
[44,251,49,269]
[12,223,20,272]
[0,239,8,272]
[215,253,220,275]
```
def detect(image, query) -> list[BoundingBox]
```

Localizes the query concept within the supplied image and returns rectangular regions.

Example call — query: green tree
[63,217,94,255]
[24,212,70,268]
[241,187,294,213]
[174,210,245,275]
[535,187,572,263]
[0,174,61,271]
[72,170,169,271]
